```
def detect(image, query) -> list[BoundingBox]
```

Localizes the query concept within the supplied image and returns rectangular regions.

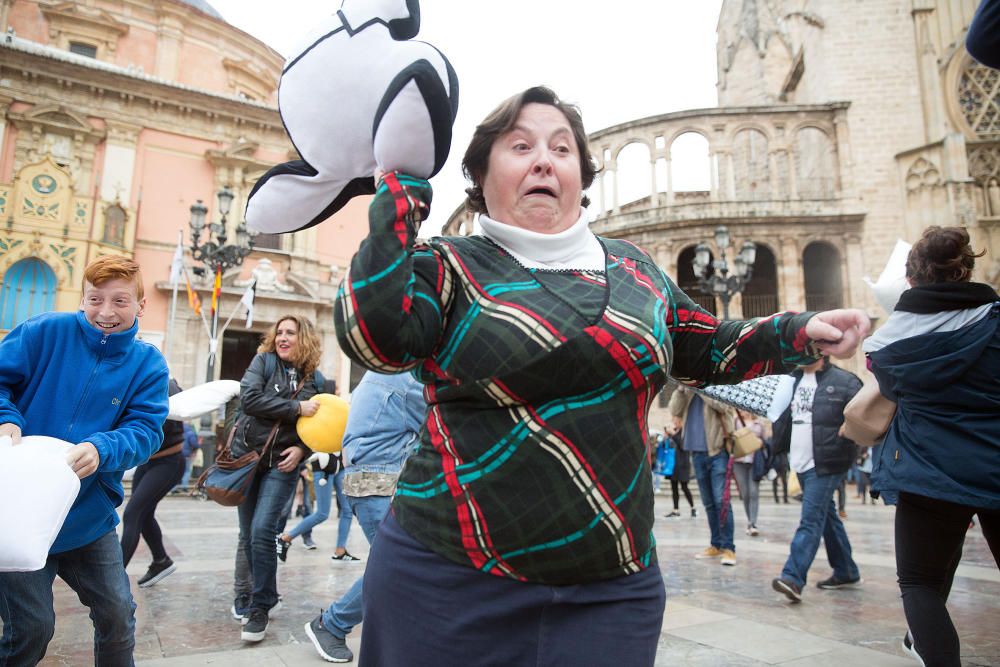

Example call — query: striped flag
[185,275,202,315]
[210,267,222,317]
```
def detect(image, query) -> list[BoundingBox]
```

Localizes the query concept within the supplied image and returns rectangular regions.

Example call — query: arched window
[103,205,127,246]
[677,245,717,315]
[795,127,837,198]
[669,132,712,196]
[741,244,780,317]
[615,141,653,208]
[0,258,58,330]
[958,61,1000,140]
[802,242,843,311]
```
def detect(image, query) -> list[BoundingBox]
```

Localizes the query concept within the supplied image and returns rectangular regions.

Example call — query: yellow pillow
[296,393,349,453]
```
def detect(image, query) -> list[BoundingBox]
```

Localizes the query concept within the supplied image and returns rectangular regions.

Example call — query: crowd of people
[1,18,999,662]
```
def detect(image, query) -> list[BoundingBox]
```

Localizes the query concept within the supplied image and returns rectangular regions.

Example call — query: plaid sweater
[335,173,818,584]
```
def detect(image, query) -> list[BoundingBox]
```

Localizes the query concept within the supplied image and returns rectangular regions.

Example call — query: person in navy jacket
[0,255,169,666]
[864,225,999,667]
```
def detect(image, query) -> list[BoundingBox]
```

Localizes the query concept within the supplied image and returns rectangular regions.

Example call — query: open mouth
[96,322,119,330]
[525,186,556,198]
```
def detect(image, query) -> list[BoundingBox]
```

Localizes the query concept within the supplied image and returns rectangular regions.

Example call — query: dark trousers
[0,530,136,666]
[896,492,1000,667]
[120,452,185,566]
[360,513,666,666]
[671,478,694,510]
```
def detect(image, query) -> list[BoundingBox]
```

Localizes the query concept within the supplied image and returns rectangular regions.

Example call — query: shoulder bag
[843,378,896,447]
[730,412,765,459]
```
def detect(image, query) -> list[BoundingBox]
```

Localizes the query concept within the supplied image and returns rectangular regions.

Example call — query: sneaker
[241,598,282,625]
[720,549,737,566]
[231,593,251,621]
[276,536,291,563]
[303,536,318,550]
[748,525,760,537]
[695,546,723,559]
[305,614,354,663]
[902,630,925,666]
[664,510,681,518]
[816,575,862,589]
[137,557,176,588]
[772,577,802,603]
[241,608,268,642]
[331,551,362,563]
[691,507,698,518]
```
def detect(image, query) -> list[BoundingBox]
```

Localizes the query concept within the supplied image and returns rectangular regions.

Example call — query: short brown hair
[83,255,144,300]
[462,86,599,215]
[258,314,323,379]
[905,226,985,285]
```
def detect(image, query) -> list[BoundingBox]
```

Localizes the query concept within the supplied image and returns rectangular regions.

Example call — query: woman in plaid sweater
[333,86,868,665]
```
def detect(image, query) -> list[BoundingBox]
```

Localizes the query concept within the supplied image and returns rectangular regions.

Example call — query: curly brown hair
[257,314,323,379]
[462,86,599,216]
[905,226,986,285]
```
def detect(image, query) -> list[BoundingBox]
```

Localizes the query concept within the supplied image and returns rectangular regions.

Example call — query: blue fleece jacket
[0,311,169,553]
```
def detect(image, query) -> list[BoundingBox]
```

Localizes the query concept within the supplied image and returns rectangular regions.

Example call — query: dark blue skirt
[360,513,666,666]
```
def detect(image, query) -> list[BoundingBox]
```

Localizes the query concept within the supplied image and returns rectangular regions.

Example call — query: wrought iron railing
[805,292,843,311]
[741,294,780,318]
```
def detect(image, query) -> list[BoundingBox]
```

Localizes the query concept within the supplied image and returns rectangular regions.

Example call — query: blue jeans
[781,468,860,588]
[322,494,392,638]
[237,465,297,612]
[0,530,136,666]
[692,451,735,551]
[287,471,333,540]
[332,469,354,549]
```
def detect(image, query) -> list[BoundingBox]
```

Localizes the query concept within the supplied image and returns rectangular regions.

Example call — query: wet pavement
[34,488,999,666]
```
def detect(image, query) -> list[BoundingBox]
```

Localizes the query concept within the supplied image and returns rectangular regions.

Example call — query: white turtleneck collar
[477,210,605,271]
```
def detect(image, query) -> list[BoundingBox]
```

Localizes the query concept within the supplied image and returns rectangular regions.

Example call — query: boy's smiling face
[80,278,145,334]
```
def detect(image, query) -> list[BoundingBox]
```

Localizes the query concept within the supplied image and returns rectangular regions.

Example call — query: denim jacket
[342,370,426,496]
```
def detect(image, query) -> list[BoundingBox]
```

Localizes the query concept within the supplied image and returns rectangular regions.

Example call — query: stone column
[778,236,803,310]
[833,107,854,199]
[843,234,866,311]
[0,94,12,176]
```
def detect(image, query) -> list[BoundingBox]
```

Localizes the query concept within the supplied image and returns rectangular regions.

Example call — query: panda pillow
[246,0,459,234]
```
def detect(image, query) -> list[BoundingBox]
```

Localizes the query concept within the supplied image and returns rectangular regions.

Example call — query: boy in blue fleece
[0,254,169,666]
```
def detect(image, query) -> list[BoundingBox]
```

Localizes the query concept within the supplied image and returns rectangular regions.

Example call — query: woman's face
[481,103,583,234]
[274,318,299,362]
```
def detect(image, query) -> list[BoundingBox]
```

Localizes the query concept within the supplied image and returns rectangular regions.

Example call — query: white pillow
[0,435,80,572]
[864,239,912,315]
[168,380,241,421]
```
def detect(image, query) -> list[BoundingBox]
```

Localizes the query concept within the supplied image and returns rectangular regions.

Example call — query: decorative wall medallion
[31,174,58,195]
[23,198,60,220]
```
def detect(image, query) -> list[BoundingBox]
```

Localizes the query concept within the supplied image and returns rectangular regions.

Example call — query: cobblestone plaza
[35,492,1000,666]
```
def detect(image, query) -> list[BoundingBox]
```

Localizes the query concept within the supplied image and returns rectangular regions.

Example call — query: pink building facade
[0,0,370,392]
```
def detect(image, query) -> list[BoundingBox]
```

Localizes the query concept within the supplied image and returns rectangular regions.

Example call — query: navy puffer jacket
[865,283,1000,509]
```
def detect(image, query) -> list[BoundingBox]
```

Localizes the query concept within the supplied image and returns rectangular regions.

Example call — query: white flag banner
[168,238,184,288]
[240,278,257,328]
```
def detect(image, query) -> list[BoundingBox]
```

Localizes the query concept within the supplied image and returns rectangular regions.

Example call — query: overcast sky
[209,0,725,232]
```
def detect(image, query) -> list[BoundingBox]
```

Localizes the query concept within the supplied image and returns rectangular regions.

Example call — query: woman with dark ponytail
[863,226,999,667]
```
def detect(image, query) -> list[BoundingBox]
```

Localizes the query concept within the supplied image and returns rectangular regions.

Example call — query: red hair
[83,255,144,300]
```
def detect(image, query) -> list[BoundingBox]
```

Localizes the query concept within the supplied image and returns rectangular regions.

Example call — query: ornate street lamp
[189,187,255,384]
[691,225,757,319]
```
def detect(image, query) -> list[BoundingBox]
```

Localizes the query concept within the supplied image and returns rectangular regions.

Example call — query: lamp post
[188,187,255,384]
[691,225,757,319]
